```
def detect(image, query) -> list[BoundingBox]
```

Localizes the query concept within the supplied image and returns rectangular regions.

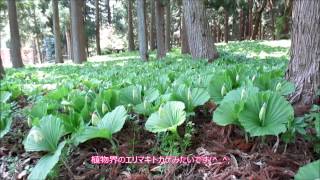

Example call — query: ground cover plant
[1,41,319,179]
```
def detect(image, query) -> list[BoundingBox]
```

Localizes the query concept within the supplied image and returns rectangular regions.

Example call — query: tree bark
[7,0,24,68]
[70,0,87,64]
[251,0,267,40]
[105,0,111,24]
[239,9,244,40]
[137,0,148,61]
[150,0,156,50]
[95,0,101,55]
[52,0,63,63]
[128,0,135,51]
[155,0,166,59]
[181,12,189,54]
[286,0,320,112]
[66,27,72,59]
[182,0,218,61]
[270,3,275,40]
[165,1,171,52]
[248,0,253,39]
[223,8,229,43]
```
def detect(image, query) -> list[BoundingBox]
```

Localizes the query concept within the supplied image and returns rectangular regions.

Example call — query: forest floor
[0,40,318,180]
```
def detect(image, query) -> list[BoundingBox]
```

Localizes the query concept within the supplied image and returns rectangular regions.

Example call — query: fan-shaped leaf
[208,72,233,104]
[24,115,64,153]
[145,101,186,133]
[239,91,294,136]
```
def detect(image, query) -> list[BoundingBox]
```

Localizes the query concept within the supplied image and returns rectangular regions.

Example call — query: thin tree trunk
[128,0,135,51]
[52,0,63,63]
[150,0,156,50]
[165,1,171,52]
[181,12,189,54]
[248,0,253,39]
[7,0,24,68]
[271,5,275,40]
[155,0,166,59]
[0,56,4,79]
[66,27,72,59]
[105,0,111,24]
[224,8,229,43]
[70,0,87,64]
[286,0,320,113]
[137,0,148,60]
[95,0,101,55]
[0,31,5,78]
[282,0,292,37]
[239,9,244,40]
[183,0,218,61]
[251,0,267,40]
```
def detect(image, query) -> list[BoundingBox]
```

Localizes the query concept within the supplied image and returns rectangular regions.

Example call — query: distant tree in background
[136,0,148,61]
[155,0,166,59]
[150,0,157,50]
[70,0,87,63]
[183,0,218,61]
[0,57,5,79]
[165,0,171,52]
[127,0,135,51]
[95,0,101,55]
[52,0,63,63]
[286,0,320,112]
[7,0,24,68]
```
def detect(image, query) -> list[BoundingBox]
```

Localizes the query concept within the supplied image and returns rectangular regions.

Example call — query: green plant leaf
[24,115,64,153]
[28,141,66,180]
[213,87,259,126]
[0,91,12,103]
[119,85,142,105]
[239,91,294,136]
[97,105,128,134]
[171,85,210,112]
[294,160,320,180]
[145,101,186,133]
[73,126,112,144]
[207,72,233,104]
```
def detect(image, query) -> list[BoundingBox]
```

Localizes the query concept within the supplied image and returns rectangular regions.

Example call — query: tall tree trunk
[286,0,320,113]
[181,11,189,54]
[144,0,148,51]
[52,0,63,63]
[150,0,156,50]
[128,0,135,51]
[7,0,24,68]
[248,0,253,38]
[155,0,166,59]
[0,56,4,79]
[282,0,292,37]
[95,0,101,55]
[223,8,229,43]
[70,0,87,64]
[183,0,218,61]
[105,0,111,24]
[66,27,72,59]
[165,1,171,52]
[217,25,221,42]
[251,0,267,40]
[270,4,275,40]
[239,8,244,40]
[137,0,148,61]
[0,32,5,78]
